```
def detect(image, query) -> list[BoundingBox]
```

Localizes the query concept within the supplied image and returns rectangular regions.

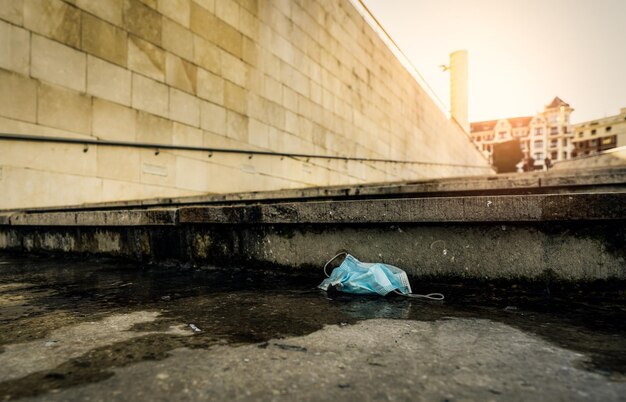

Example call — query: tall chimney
[450,50,469,132]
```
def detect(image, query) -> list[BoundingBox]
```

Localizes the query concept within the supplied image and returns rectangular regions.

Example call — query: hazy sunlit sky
[362,0,626,123]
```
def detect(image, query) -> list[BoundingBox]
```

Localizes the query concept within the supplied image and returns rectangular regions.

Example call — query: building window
[534,153,544,160]
[591,129,596,135]
[535,128,543,136]
[590,139,597,146]
[550,127,558,135]
[550,139,558,148]
[562,151,567,159]
[606,126,612,132]
[562,139,567,146]
[551,151,557,159]
[498,131,507,139]
[578,132,583,138]
[534,141,543,149]
[601,136,614,145]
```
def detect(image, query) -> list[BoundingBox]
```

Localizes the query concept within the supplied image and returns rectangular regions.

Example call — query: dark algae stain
[0,253,625,399]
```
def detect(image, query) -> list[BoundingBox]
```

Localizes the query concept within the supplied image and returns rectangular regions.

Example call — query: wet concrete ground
[0,254,625,401]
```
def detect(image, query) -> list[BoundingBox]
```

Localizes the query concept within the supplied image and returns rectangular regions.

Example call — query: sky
[361,0,626,124]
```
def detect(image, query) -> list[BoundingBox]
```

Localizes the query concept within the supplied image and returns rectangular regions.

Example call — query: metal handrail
[0,133,490,169]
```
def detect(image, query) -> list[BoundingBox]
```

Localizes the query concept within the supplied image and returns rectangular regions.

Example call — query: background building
[470,97,574,170]
[572,108,626,157]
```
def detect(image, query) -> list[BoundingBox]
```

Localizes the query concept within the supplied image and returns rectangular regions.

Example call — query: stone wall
[0,0,491,209]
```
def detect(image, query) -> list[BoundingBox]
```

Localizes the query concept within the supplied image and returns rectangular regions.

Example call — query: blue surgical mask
[318,253,444,300]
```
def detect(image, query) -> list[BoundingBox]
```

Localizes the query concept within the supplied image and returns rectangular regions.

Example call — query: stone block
[200,101,226,135]
[0,0,23,25]
[166,53,197,94]
[31,34,86,92]
[189,1,213,41]
[0,116,91,139]
[0,167,103,209]
[76,0,123,26]
[173,122,203,147]
[131,74,169,117]
[97,146,141,182]
[224,81,247,114]
[221,50,247,87]
[242,36,258,65]
[248,118,270,149]
[226,110,248,142]
[24,0,81,47]
[81,13,128,66]
[123,0,161,45]
[190,1,241,58]
[92,98,137,141]
[136,111,172,144]
[128,35,165,81]
[193,35,221,75]
[215,0,239,28]
[0,21,29,75]
[192,0,214,12]
[158,0,190,28]
[169,88,200,127]
[197,68,224,104]
[0,140,97,177]
[37,83,92,134]
[87,55,132,106]
[139,148,177,186]
[239,7,259,39]
[175,155,211,191]
[162,18,193,61]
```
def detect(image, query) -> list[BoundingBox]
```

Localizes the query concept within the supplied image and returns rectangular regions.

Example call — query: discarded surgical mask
[318,253,444,300]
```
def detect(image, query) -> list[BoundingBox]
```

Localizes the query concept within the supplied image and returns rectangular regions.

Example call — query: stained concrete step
[1,184,624,283]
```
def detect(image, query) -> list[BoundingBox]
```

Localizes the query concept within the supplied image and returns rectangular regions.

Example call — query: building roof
[546,96,570,109]
[470,116,533,132]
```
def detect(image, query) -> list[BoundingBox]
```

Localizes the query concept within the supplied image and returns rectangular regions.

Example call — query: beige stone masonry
[76,0,123,26]
[24,0,81,48]
[215,0,239,29]
[37,83,92,134]
[0,70,37,123]
[92,98,137,142]
[199,100,226,135]
[31,34,86,92]
[226,110,248,142]
[221,50,247,87]
[158,0,191,28]
[131,73,169,117]
[0,0,23,25]
[197,68,225,104]
[136,111,172,144]
[0,21,29,76]
[97,146,141,182]
[162,18,193,61]
[193,35,221,75]
[87,56,132,106]
[224,81,247,115]
[172,122,203,147]
[123,0,161,45]
[166,53,197,93]
[81,13,128,67]
[128,35,165,81]
[169,88,200,127]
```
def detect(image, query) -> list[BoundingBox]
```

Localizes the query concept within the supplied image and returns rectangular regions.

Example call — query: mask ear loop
[393,290,445,301]
[323,252,348,277]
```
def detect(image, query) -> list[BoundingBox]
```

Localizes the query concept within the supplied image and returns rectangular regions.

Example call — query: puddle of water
[0,253,625,399]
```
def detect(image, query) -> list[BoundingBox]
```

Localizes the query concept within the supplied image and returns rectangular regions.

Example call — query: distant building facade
[572,108,626,157]
[470,97,574,170]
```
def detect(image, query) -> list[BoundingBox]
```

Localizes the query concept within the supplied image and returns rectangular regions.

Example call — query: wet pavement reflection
[0,253,625,399]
